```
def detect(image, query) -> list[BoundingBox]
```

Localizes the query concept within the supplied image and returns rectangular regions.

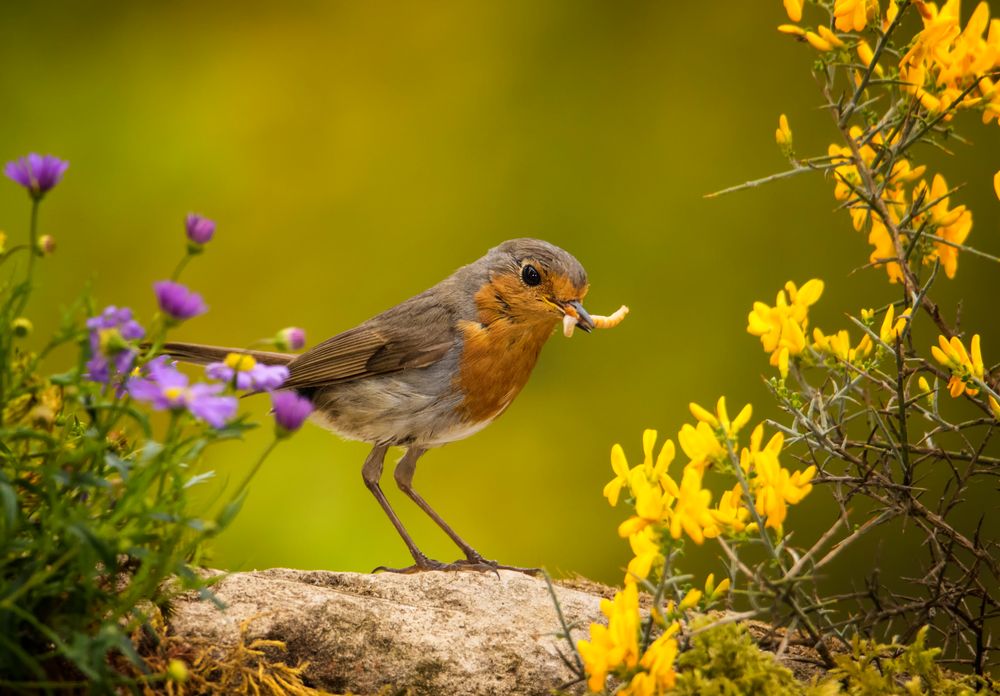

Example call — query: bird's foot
[372,553,540,577]
[457,553,543,577]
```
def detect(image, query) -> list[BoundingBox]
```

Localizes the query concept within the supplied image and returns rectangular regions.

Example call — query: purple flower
[205,352,289,391]
[4,154,69,198]
[154,281,207,321]
[275,327,306,351]
[85,306,145,385]
[128,357,237,428]
[185,213,216,245]
[271,391,313,435]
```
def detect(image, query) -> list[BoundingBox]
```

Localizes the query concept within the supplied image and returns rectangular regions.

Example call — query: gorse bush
[0,158,314,692]
[564,0,1000,693]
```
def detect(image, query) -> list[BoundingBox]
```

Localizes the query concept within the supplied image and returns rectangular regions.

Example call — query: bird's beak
[563,300,595,333]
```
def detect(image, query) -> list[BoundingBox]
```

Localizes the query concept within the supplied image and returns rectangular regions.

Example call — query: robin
[164,238,599,574]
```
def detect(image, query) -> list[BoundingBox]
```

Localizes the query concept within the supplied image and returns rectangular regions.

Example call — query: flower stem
[229,438,281,505]
[14,198,40,317]
[170,253,192,282]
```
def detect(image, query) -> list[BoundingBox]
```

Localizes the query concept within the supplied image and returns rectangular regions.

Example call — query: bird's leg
[362,444,445,573]
[393,447,541,576]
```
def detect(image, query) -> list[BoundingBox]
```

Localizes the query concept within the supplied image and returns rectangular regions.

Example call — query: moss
[671,621,805,695]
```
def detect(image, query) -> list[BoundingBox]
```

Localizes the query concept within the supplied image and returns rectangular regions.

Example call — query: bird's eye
[521,264,541,287]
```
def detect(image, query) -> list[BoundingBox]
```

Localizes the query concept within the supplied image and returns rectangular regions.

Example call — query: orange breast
[455,317,555,424]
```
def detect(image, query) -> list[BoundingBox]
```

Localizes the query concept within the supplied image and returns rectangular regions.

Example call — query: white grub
[563,305,630,338]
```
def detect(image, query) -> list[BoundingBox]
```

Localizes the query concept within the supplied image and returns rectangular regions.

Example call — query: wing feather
[281,296,457,391]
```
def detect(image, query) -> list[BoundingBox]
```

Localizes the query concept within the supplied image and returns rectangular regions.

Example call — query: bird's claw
[372,554,541,577]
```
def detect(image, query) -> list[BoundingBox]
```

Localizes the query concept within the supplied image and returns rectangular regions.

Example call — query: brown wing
[280,294,456,391]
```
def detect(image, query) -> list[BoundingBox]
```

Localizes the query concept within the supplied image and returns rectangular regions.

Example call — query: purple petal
[185,213,216,244]
[271,390,313,433]
[154,281,207,321]
[249,363,289,391]
[186,384,237,428]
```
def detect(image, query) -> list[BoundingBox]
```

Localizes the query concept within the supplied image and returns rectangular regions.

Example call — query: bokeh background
[2,2,997,586]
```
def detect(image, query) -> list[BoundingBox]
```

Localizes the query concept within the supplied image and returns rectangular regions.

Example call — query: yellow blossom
[663,467,718,544]
[994,170,1000,200]
[711,484,751,533]
[578,584,641,692]
[618,468,672,538]
[834,0,869,32]
[778,23,807,35]
[689,396,752,440]
[775,113,793,154]
[813,327,872,363]
[705,573,731,601]
[879,304,911,344]
[913,174,972,279]
[805,30,834,51]
[620,623,680,696]
[931,334,984,397]
[856,40,883,76]
[861,307,874,323]
[604,443,632,507]
[752,451,816,533]
[678,421,726,473]
[817,25,845,48]
[747,279,823,372]
[783,0,803,22]
[989,395,1000,420]
[224,351,257,372]
[606,431,676,507]
[626,526,663,584]
[678,588,703,611]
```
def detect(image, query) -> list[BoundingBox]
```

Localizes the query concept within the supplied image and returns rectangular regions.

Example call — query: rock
[168,568,602,696]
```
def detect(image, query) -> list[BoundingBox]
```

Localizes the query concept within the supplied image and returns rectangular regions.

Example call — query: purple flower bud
[271,390,313,435]
[154,281,207,321]
[4,154,69,198]
[185,213,216,245]
[275,327,306,351]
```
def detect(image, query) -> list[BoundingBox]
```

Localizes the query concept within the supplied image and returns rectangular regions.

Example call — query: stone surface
[168,568,602,695]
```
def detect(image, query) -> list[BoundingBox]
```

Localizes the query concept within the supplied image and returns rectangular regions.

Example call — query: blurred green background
[2,2,997,586]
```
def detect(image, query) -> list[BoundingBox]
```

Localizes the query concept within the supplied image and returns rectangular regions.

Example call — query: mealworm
[563,305,630,337]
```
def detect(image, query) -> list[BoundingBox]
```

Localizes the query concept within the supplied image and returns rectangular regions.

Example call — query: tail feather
[161,341,294,367]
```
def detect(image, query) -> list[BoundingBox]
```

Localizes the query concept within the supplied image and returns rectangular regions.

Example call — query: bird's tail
[161,342,294,367]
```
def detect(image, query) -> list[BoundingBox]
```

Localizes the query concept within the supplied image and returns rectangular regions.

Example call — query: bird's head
[479,238,594,331]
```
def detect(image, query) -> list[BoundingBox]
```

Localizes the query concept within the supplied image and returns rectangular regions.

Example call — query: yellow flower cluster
[747,279,823,377]
[606,399,816,576]
[740,425,815,533]
[931,333,984,397]
[577,583,680,694]
[901,1,1000,123]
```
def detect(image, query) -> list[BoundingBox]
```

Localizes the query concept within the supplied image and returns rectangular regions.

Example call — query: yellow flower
[705,573,731,601]
[817,25,845,48]
[747,279,823,372]
[777,23,806,35]
[618,468,672,538]
[752,451,816,533]
[621,623,680,696]
[604,443,632,507]
[0,231,6,254]
[775,113,793,153]
[689,396,752,440]
[912,174,972,279]
[578,584,641,692]
[931,334,984,397]
[812,327,872,363]
[678,588,703,611]
[856,40,883,75]
[711,484,751,533]
[663,467,718,544]
[805,31,834,51]
[626,526,663,584]
[994,170,1000,200]
[834,0,869,32]
[989,395,1000,420]
[678,421,726,473]
[606,430,676,507]
[879,304,911,344]
[783,0,803,22]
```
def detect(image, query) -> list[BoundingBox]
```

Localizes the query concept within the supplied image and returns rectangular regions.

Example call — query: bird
[163,238,596,574]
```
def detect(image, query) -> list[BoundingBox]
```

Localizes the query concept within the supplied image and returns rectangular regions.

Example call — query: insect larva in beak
[563,305,630,338]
